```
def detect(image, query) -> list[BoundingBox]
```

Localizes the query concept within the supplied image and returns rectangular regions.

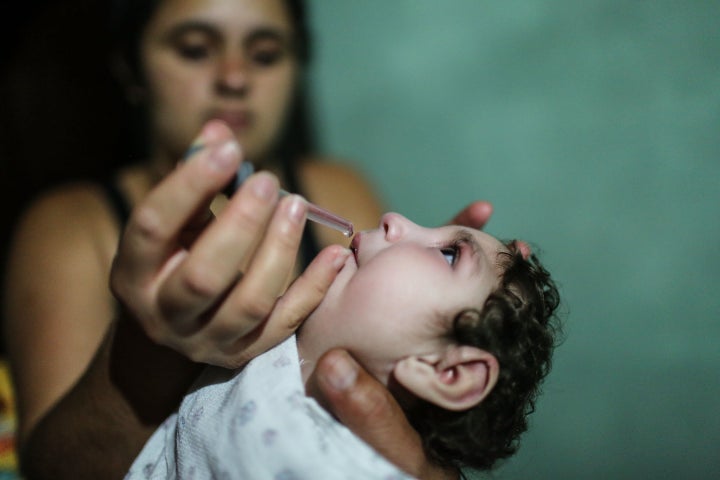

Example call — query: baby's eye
[441,245,459,266]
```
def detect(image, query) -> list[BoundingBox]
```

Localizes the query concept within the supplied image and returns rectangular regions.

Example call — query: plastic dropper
[224,162,355,237]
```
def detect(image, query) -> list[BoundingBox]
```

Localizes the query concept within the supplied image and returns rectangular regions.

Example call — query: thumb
[307,349,459,480]
[448,201,493,229]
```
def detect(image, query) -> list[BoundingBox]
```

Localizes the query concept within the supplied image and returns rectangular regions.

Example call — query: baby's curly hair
[405,241,562,471]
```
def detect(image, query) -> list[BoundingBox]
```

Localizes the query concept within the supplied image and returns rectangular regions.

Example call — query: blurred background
[308,2,720,479]
[1,1,719,479]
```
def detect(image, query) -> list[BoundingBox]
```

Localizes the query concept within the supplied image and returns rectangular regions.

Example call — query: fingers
[219,195,308,324]
[114,122,241,285]
[110,118,319,361]
[156,172,285,330]
[308,350,459,480]
[274,245,351,328]
[110,126,240,333]
[151,187,313,350]
[112,118,354,380]
[181,193,308,341]
[214,245,351,367]
[448,201,493,230]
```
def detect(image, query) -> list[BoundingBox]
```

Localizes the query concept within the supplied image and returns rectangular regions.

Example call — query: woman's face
[140,0,299,164]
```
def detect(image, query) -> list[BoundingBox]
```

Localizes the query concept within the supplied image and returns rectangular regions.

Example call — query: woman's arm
[3,186,121,446]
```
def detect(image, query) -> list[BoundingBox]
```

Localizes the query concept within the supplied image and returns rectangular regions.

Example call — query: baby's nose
[380,212,412,241]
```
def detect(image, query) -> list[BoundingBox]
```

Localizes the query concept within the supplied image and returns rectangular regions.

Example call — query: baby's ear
[393,346,499,411]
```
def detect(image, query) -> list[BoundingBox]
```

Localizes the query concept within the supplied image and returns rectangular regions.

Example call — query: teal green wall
[309,1,720,478]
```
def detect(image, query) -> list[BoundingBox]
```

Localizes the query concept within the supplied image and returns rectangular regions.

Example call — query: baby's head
[298,213,561,470]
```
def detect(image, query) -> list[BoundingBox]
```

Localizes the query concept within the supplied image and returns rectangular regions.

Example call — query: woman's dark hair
[406,243,562,471]
[108,0,316,161]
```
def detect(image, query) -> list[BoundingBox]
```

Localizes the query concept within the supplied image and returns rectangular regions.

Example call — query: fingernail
[251,173,275,200]
[326,351,358,391]
[287,196,307,224]
[333,248,351,269]
[208,141,239,170]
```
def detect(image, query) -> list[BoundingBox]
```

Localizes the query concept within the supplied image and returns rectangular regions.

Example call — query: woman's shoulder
[9,181,126,262]
[15,164,151,238]
[20,181,119,226]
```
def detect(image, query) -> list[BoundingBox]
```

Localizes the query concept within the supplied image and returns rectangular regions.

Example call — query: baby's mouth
[350,234,361,265]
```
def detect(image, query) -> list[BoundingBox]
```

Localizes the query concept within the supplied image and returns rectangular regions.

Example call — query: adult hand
[110,120,350,368]
[308,350,459,480]
[448,200,493,229]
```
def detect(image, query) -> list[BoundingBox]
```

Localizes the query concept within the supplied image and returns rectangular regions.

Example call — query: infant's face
[298,213,509,384]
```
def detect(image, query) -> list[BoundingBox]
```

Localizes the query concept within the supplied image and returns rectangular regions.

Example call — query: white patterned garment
[125,336,415,480]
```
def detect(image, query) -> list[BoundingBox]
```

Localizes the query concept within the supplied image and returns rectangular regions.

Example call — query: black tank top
[99,177,132,228]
